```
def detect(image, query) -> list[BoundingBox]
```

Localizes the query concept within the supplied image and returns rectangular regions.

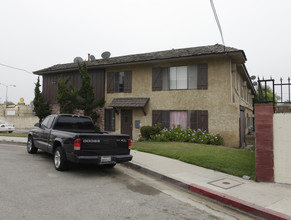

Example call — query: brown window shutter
[198,110,208,132]
[190,110,198,130]
[107,72,114,93]
[152,68,162,91]
[152,110,161,126]
[124,71,132,93]
[197,64,208,90]
[161,110,170,128]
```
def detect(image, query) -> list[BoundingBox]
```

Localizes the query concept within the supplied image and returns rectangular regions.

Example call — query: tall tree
[33,77,51,123]
[77,62,105,123]
[56,76,78,114]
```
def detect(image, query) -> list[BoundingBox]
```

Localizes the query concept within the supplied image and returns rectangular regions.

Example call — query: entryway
[121,109,132,139]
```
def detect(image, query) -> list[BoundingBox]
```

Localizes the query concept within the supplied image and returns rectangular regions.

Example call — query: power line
[0,63,33,74]
[210,0,225,46]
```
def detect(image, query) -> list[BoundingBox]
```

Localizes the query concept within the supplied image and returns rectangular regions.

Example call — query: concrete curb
[0,140,26,146]
[124,162,291,220]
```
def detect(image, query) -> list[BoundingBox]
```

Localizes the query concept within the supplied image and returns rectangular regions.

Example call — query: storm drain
[208,178,243,189]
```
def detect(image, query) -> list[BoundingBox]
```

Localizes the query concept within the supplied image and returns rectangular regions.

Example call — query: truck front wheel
[27,136,38,154]
[54,147,68,171]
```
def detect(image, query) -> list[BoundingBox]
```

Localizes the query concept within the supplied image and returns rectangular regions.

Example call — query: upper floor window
[152,64,208,91]
[107,71,132,93]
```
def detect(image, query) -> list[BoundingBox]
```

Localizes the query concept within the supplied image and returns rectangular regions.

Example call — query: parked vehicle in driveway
[0,121,15,133]
[27,114,132,171]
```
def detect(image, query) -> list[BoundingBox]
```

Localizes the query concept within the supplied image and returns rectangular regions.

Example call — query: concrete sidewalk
[1,136,291,219]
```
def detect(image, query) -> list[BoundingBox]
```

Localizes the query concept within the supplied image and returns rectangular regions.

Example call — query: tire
[8,131,13,133]
[27,136,38,154]
[54,147,68,171]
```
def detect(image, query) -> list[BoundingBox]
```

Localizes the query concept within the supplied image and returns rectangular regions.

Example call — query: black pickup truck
[27,114,132,171]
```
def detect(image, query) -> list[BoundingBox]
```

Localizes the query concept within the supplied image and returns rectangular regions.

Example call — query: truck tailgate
[77,134,130,156]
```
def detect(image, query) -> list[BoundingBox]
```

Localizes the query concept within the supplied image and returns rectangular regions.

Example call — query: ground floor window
[152,110,208,131]
[170,111,188,129]
[105,109,115,131]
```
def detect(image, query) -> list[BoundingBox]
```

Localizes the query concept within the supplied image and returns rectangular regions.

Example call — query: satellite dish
[73,57,83,63]
[90,55,96,61]
[250,75,256,80]
[101,51,111,59]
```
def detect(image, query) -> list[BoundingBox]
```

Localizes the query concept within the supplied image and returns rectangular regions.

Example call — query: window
[152,64,207,91]
[236,72,239,90]
[240,78,244,97]
[41,116,54,129]
[105,109,115,131]
[114,72,124,92]
[107,71,132,93]
[152,110,208,131]
[170,111,188,129]
[54,116,95,132]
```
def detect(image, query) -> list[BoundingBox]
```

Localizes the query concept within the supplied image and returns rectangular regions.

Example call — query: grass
[132,141,255,180]
[0,133,28,138]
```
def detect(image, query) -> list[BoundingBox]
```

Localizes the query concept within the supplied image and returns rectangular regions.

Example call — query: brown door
[121,109,132,139]
[239,110,246,147]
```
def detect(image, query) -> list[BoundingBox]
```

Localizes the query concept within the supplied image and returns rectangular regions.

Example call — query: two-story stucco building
[34,44,255,147]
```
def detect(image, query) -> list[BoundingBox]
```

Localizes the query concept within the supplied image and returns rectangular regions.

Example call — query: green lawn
[132,142,255,180]
[0,133,28,138]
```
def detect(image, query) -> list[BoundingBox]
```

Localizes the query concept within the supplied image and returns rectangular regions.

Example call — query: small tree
[77,62,105,123]
[57,76,78,114]
[254,85,280,103]
[33,77,51,123]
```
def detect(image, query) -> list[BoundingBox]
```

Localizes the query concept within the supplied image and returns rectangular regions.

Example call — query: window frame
[152,110,208,132]
[152,63,207,91]
[107,71,132,93]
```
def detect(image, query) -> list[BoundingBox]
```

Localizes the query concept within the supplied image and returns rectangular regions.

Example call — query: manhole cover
[208,178,243,189]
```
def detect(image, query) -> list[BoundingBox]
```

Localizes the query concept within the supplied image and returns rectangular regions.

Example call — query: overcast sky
[1,0,291,104]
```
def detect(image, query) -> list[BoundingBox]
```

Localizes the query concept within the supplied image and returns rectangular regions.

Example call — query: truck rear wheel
[54,147,68,171]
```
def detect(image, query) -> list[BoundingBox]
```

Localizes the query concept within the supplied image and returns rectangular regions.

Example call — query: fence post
[255,104,274,182]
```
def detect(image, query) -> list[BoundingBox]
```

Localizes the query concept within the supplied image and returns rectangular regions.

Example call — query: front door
[121,109,132,139]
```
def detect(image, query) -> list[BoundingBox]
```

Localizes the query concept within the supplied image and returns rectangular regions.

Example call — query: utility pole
[0,83,16,105]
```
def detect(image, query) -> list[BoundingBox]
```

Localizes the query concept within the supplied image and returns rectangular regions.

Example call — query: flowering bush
[150,125,223,145]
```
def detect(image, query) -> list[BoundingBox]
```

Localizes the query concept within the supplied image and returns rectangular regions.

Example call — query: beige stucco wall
[0,116,39,130]
[104,56,253,147]
[273,113,291,184]
[0,104,34,117]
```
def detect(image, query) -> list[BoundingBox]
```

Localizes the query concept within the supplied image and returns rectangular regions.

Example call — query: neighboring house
[34,44,255,147]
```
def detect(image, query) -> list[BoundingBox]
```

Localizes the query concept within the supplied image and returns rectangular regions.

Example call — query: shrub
[140,124,161,140]
[150,126,223,146]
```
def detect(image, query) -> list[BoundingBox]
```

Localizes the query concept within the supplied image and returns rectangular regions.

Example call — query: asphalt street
[0,143,254,220]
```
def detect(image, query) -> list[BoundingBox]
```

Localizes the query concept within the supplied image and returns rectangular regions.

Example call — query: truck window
[41,116,55,129]
[54,116,95,132]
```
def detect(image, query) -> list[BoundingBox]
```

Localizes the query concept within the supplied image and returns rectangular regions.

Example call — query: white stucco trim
[273,113,291,184]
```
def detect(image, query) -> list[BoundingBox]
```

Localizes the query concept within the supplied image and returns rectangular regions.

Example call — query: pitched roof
[34,44,246,75]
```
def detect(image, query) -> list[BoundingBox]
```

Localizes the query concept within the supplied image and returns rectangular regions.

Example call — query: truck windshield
[54,116,96,132]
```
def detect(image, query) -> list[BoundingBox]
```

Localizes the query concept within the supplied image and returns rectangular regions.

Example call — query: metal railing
[257,77,291,112]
